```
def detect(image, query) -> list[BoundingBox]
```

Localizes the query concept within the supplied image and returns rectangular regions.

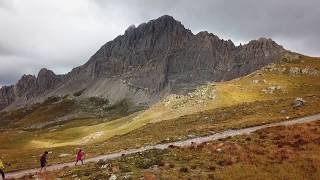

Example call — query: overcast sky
[0,0,319,86]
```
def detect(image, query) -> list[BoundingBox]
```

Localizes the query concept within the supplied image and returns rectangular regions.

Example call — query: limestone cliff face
[0,15,286,110]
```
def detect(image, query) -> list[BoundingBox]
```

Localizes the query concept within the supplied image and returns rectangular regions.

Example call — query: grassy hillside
[22,119,320,179]
[134,55,320,123]
[1,54,320,171]
[27,55,320,148]
[0,96,139,130]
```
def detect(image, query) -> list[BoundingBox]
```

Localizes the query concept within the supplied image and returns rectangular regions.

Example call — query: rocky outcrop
[15,75,36,97]
[33,68,63,94]
[0,68,62,109]
[289,66,319,76]
[0,85,15,110]
[0,15,287,110]
[293,97,306,107]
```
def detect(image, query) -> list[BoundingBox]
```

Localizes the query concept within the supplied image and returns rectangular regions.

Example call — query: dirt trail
[6,113,320,179]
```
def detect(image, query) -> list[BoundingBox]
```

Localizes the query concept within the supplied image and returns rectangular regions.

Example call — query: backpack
[40,155,47,163]
[0,160,4,169]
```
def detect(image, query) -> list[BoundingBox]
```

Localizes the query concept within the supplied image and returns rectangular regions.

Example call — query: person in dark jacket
[39,151,49,172]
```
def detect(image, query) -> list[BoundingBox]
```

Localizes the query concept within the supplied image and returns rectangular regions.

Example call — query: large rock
[0,15,287,110]
[293,97,305,107]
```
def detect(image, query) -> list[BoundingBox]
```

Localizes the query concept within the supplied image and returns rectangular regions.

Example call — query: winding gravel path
[6,113,320,179]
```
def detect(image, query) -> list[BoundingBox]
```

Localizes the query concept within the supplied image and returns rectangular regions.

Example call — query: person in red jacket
[75,149,85,165]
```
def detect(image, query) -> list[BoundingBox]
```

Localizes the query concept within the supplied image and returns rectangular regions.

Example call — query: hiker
[39,151,49,172]
[0,158,5,180]
[75,149,85,165]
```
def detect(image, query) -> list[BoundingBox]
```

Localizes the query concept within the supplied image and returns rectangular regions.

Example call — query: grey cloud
[1,0,320,86]
[93,0,320,55]
[0,55,41,85]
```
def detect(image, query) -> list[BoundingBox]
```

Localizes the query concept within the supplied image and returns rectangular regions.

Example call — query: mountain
[0,15,286,111]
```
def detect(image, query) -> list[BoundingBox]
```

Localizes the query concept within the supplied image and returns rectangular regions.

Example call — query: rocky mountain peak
[119,15,192,49]
[18,74,36,83]
[35,68,61,92]
[148,15,186,30]
[245,37,284,49]
[16,74,36,96]
[153,15,178,23]
[0,15,288,111]
[129,15,189,35]
[37,68,56,80]
[91,15,191,61]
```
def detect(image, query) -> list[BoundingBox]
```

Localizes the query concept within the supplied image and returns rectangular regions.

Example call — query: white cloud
[0,0,133,85]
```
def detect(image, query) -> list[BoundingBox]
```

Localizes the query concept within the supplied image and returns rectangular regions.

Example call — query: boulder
[293,97,305,107]
[109,174,117,180]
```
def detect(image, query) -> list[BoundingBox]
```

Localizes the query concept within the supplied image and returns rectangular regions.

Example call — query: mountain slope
[0,15,286,111]
[1,55,320,172]
[9,55,320,149]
